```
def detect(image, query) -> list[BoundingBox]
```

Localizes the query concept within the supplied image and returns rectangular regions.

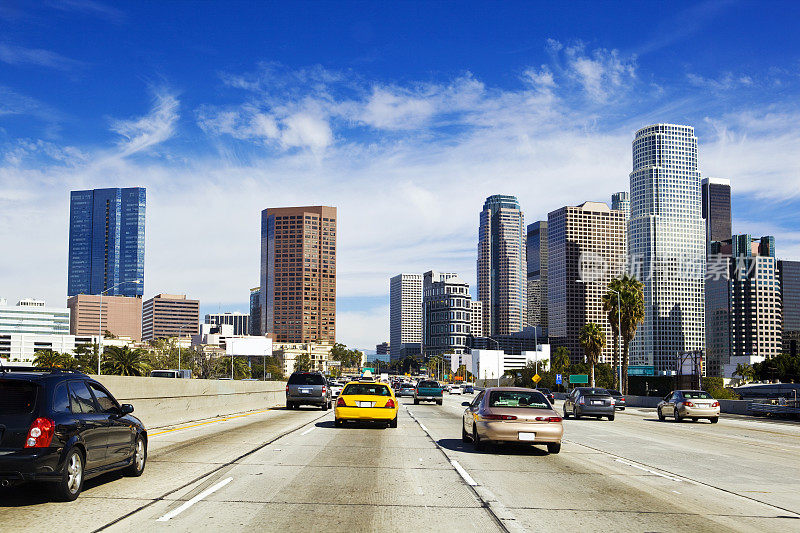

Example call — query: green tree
[551,346,571,373]
[602,278,623,390]
[734,363,755,384]
[615,274,645,395]
[73,343,98,372]
[33,350,74,369]
[294,353,312,372]
[102,346,150,376]
[213,356,250,379]
[579,323,606,388]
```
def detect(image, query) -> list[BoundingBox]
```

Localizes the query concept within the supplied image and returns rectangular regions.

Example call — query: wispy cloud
[110,88,179,157]
[46,0,126,23]
[687,72,754,91]
[0,43,85,71]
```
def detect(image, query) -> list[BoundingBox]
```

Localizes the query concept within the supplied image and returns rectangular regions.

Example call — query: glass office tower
[629,124,705,372]
[67,188,146,297]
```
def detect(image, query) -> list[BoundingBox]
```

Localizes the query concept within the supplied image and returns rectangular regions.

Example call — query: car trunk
[582,394,612,407]
[487,407,558,423]
[0,380,39,450]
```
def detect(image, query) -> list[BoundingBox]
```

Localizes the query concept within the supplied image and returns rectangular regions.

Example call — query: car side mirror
[461,401,471,407]
[120,404,134,415]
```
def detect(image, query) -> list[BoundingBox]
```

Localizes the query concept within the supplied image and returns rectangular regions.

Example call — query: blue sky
[2,1,800,351]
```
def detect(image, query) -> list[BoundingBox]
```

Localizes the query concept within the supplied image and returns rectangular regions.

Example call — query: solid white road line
[451,459,477,486]
[301,425,317,435]
[156,477,233,522]
[614,459,684,482]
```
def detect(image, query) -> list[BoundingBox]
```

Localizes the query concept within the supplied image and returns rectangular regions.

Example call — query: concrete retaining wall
[625,395,750,415]
[89,375,287,429]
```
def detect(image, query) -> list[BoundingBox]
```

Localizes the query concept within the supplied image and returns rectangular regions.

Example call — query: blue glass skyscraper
[67,187,146,297]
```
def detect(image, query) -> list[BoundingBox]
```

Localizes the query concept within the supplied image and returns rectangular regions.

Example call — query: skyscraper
[629,124,705,372]
[701,178,732,243]
[68,188,146,297]
[141,293,199,341]
[526,221,548,335]
[422,271,472,358]
[611,192,630,220]
[260,206,337,343]
[249,287,261,336]
[389,273,423,360]
[478,195,526,336]
[778,260,800,357]
[548,202,626,364]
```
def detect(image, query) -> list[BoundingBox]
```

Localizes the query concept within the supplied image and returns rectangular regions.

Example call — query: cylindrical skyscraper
[629,124,705,372]
[478,195,527,337]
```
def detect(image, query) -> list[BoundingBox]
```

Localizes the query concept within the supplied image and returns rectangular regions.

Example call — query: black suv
[0,367,148,501]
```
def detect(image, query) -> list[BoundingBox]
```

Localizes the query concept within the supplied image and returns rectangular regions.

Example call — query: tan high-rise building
[260,206,336,343]
[547,202,626,365]
[67,294,142,341]
[142,294,199,341]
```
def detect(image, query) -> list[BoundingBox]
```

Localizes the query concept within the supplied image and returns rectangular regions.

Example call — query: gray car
[286,372,331,410]
[563,387,615,420]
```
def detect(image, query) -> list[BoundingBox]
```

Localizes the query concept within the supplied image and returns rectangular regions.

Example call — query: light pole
[487,337,501,386]
[97,279,142,375]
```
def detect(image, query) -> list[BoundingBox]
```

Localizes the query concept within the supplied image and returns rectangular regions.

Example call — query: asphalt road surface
[2,395,800,532]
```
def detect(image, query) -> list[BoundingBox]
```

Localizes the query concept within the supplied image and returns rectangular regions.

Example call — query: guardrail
[748,402,800,417]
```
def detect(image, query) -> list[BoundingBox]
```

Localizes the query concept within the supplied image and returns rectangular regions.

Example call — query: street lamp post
[97,279,142,375]
[487,337,501,386]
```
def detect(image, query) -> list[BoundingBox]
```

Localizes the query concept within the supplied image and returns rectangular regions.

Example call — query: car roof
[482,387,547,393]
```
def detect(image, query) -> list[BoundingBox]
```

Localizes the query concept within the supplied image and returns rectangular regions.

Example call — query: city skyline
[3,2,800,350]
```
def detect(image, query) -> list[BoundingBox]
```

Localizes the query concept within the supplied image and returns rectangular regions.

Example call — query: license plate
[299,388,311,394]
[357,401,375,408]
[592,401,602,405]
[518,432,537,441]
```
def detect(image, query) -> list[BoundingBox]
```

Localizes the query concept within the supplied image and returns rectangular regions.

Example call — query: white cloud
[111,88,179,157]
[551,41,637,102]
[336,305,389,352]
[0,43,85,71]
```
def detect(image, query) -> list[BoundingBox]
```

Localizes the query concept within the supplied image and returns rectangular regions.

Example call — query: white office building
[469,346,551,383]
[629,124,706,372]
[0,298,70,336]
[389,273,423,359]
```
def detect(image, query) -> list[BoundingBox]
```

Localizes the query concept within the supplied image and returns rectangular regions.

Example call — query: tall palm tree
[602,277,623,390]
[579,323,605,388]
[618,274,645,395]
[551,346,571,374]
[102,346,149,376]
[33,350,73,369]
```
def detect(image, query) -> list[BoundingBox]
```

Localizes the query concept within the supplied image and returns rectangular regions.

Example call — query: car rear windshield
[288,373,325,385]
[579,388,609,396]
[401,384,414,389]
[489,391,549,409]
[342,383,391,396]
[0,380,37,415]
[683,391,713,399]
[418,381,439,388]
[607,390,622,396]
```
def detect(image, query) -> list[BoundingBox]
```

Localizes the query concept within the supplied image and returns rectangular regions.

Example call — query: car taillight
[286,385,289,393]
[610,399,616,405]
[683,401,695,407]
[385,399,395,409]
[322,386,327,394]
[25,418,55,448]
[711,401,720,407]
[336,397,346,407]
[578,399,585,405]
[482,414,517,421]
[535,416,562,422]
[620,397,625,402]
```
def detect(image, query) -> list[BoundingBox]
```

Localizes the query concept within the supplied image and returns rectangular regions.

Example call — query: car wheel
[52,447,84,501]
[691,418,698,422]
[547,442,561,454]
[389,416,398,428]
[563,406,570,419]
[674,408,683,422]
[414,399,419,405]
[573,407,581,420]
[335,419,344,427]
[436,400,443,405]
[710,417,719,424]
[608,414,615,421]
[123,435,147,477]
[462,423,471,443]
[620,407,625,411]
[657,407,665,421]
[473,425,486,452]
[322,401,328,411]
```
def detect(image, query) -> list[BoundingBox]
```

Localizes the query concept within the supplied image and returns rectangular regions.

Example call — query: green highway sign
[569,374,589,384]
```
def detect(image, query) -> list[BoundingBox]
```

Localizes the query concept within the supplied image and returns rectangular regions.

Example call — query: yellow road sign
[532,374,541,383]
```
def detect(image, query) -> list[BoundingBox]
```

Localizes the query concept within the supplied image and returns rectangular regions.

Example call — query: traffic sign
[569,374,589,384]
[555,374,562,385]
[532,374,541,384]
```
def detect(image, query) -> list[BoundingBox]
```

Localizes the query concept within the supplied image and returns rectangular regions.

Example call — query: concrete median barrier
[89,375,287,429]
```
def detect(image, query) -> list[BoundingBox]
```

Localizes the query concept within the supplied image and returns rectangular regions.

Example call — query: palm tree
[102,346,149,376]
[734,363,754,384]
[617,274,645,395]
[551,346,570,373]
[33,350,73,369]
[602,277,623,390]
[294,353,312,372]
[579,323,606,388]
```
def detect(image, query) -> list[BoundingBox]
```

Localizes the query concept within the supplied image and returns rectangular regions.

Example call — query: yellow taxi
[335,380,399,428]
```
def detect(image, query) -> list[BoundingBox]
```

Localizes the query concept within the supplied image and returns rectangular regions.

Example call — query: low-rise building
[469,345,551,384]
[272,341,335,375]
[67,294,142,341]
[0,298,70,336]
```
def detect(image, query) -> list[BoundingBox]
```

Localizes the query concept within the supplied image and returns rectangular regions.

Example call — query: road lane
[418,393,800,532]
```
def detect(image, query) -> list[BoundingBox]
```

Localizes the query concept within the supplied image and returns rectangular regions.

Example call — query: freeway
[2,394,800,532]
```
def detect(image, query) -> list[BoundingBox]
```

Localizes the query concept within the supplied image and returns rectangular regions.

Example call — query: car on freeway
[449,384,463,395]
[286,371,331,410]
[536,387,555,405]
[606,389,626,410]
[414,380,444,405]
[462,387,562,453]
[149,369,192,379]
[398,383,416,397]
[657,390,720,423]
[0,367,147,501]
[463,385,475,394]
[563,387,615,420]
[328,381,344,398]
[335,381,398,428]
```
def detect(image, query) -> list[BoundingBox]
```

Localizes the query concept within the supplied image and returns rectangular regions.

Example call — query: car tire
[547,442,561,454]
[123,435,147,477]
[389,416,398,428]
[620,407,625,411]
[710,417,719,424]
[563,406,570,419]
[414,399,419,405]
[691,418,698,422]
[473,425,486,452]
[52,447,84,502]
[436,400,443,405]
[335,419,344,427]
[462,423,471,443]
[674,408,683,422]
[608,415,615,421]
[573,407,581,420]
[658,408,665,421]
[322,402,328,411]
